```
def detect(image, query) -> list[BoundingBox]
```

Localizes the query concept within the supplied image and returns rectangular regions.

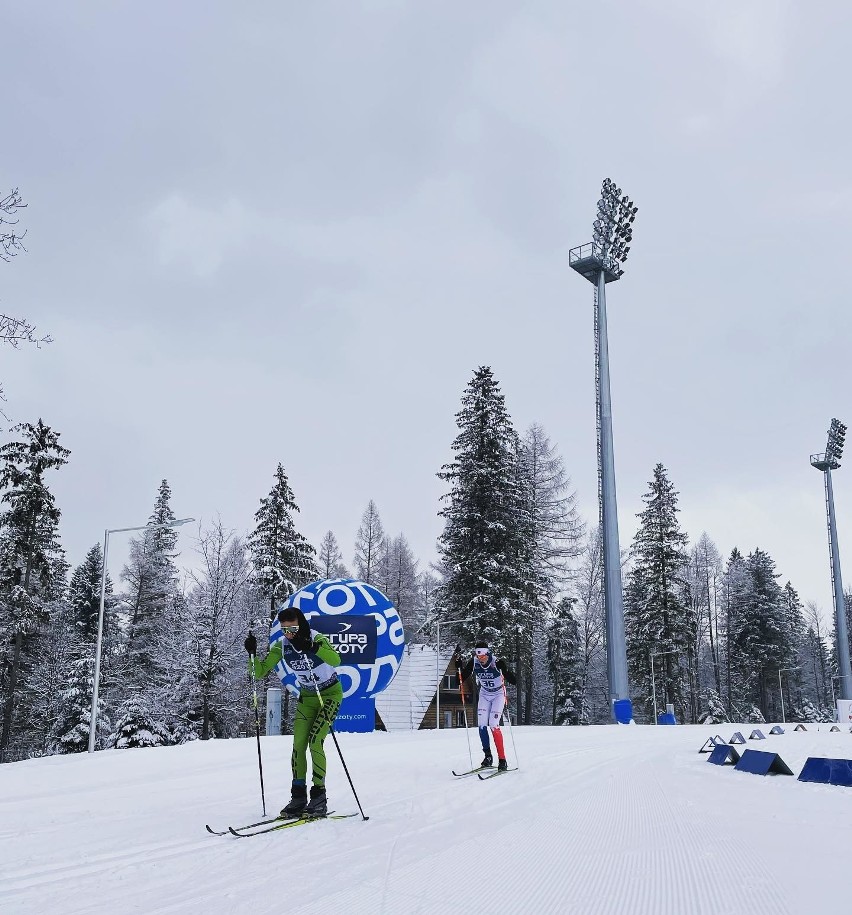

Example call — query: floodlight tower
[811,418,852,701]
[570,178,638,722]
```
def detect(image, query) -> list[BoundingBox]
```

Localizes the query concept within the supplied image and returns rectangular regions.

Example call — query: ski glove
[288,632,314,655]
[244,632,257,655]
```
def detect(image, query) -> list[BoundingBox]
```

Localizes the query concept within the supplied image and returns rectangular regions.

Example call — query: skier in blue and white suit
[459,642,516,770]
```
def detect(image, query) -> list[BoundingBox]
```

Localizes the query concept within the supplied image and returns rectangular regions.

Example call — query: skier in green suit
[244,606,343,818]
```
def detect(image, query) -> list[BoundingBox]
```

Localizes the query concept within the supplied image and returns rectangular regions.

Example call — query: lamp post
[777,667,800,724]
[650,649,679,725]
[570,178,638,723]
[433,618,477,730]
[810,418,851,703]
[87,517,194,752]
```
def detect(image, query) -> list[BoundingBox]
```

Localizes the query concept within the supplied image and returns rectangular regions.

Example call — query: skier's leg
[489,692,507,766]
[304,682,343,817]
[281,695,313,816]
[477,693,492,765]
[307,685,342,787]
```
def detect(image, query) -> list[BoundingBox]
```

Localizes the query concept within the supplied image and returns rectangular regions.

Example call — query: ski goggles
[474,649,491,661]
[281,624,300,636]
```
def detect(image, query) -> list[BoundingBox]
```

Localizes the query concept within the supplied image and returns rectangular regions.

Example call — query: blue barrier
[729,731,746,744]
[769,726,784,735]
[749,729,766,740]
[657,712,677,725]
[798,757,852,787]
[708,744,740,766]
[735,749,793,776]
[830,725,841,732]
[699,737,717,753]
[613,699,633,724]
[794,724,807,732]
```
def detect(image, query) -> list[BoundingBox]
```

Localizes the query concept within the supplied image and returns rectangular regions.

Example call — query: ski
[228,812,358,837]
[206,814,299,836]
[452,766,493,777]
[477,767,518,780]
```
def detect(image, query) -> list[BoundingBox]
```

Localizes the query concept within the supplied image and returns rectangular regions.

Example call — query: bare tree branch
[0,189,27,262]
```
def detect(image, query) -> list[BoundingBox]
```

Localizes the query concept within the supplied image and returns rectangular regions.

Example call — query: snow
[2,724,851,914]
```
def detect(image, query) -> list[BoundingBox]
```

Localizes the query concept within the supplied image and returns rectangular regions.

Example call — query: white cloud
[147,194,253,278]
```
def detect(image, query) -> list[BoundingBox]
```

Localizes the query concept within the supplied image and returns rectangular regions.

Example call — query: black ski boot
[280,784,307,818]
[305,785,327,818]
[497,758,508,771]
[480,753,493,768]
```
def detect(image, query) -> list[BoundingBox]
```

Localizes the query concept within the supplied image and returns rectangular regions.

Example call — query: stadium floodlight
[569,178,638,723]
[810,418,851,705]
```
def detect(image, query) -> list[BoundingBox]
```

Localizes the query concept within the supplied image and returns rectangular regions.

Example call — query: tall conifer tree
[0,419,69,762]
[248,464,318,618]
[624,464,692,722]
[435,366,532,656]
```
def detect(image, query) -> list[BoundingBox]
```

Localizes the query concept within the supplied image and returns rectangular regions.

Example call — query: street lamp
[810,418,851,704]
[777,667,800,724]
[650,649,679,725]
[570,178,638,723]
[432,617,477,730]
[87,517,195,752]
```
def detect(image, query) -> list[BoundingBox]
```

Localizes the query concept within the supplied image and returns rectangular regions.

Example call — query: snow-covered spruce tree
[248,464,318,618]
[317,530,349,580]
[624,464,693,723]
[167,520,254,740]
[353,500,385,585]
[780,581,808,718]
[435,367,533,678]
[68,544,113,642]
[698,688,728,725]
[47,655,109,754]
[109,694,171,749]
[546,597,584,725]
[721,547,748,717]
[728,549,794,720]
[0,419,69,763]
[120,480,181,696]
[517,423,583,723]
[248,464,317,732]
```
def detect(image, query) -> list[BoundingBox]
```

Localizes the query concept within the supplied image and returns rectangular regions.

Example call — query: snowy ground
[2,723,851,915]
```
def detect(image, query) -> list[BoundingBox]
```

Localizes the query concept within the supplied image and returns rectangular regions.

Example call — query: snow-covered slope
[2,724,850,914]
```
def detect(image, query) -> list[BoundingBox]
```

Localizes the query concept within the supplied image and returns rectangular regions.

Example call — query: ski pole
[502,680,520,768]
[300,648,370,821]
[455,649,473,768]
[248,642,267,816]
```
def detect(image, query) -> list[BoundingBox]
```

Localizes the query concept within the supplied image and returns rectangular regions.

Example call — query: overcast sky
[3,1,851,619]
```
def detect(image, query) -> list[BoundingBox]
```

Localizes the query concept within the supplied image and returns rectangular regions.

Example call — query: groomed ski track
[1,725,849,914]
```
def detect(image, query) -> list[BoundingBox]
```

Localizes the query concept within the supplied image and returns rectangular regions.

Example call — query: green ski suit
[250,632,343,786]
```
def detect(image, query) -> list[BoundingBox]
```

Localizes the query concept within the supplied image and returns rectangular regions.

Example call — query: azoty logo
[271,578,405,699]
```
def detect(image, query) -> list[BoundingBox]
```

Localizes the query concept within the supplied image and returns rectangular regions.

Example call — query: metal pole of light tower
[811,419,851,702]
[88,518,195,752]
[597,269,630,716]
[825,468,852,699]
[570,178,637,722]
